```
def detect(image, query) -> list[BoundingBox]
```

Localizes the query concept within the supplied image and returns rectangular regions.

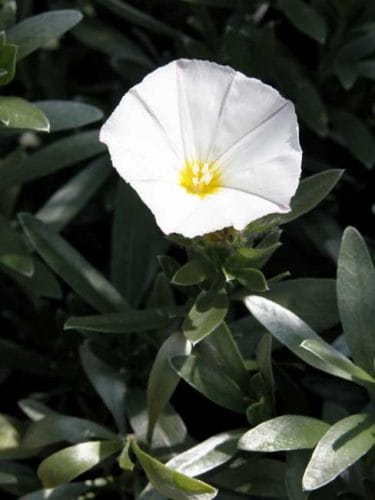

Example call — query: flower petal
[131,180,288,238]
[174,188,289,237]
[176,59,236,162]
[208,72,290,162]
[100,61,184,182]
[130,180,200,235]
[219,102,301,206]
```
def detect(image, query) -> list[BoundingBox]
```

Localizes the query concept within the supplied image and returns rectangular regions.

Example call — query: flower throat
[179,160,222,198]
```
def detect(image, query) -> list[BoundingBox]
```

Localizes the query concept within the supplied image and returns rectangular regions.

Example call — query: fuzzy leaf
[131,440,217,500]
[35,100,103,132]
[7,10,82,60]
[171,354,246,413]
[0,214,33,276]
[167,430,241,476]
[0,130,105,189]
[20,213,127,313]
[36,156,111,232]
[300,338,375,388]
[330,109,375,168]
[238,415,329,452]
[204,322,248,390]
[23,415,116,449]
[0,97,49,131]
[277,0,327,43]
[147,332,191,442]
[37,440,121,488]
[0,41,17,86]
[80,342,127,433]
[65,307,182,333]
[337,227,375,376]
[72,17,152,67]
[183,288,228,344]
[295,80,328,136]
[95,0,182,39]
[118,442,134,472]
[111,183,168,307]
[282,170,343,224]
[245,296,375,388]
[303,414,375,490]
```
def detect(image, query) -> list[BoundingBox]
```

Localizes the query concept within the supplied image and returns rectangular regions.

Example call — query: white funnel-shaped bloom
[100,59,302,238]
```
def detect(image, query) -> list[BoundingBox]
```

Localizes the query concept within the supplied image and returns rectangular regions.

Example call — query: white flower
[100,59,302,238]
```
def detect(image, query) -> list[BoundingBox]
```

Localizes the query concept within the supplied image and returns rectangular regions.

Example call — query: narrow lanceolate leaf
[256,333,275,406]
[183,288,228,344]
[303,414,375,490]
[130,439,217,500]
[233,279,338,360]
[238,416,329,452]
[285,450,310,500]
[300,338,375,388]
[0,130,105,189]
[9,257,62,301]
[18,399,57,422]
[246,296,375,388]
[0,214,33,276]
[0,97,49,131]
[0,42,17,86]
[37,440,122,488]
[248,170,343,232]
[118,440,134,471]
[357,60,375,81]
[171,259,216,286]
[23,415,116,449]
[208,457,287,497]
[0,461,39,496]
[337,227,375,377]
[0,338,49,374]
[35,100,103,132]
[204,322,248,390]
[167,430,242,476]
[0,414,21,449]
[245,295,323,355]
[80,342,127,433]
[277,0,327,43]
[282,170,343,224]
[19,214,128,313]
[94,0,183,40]
[295,79,328,136]
[18,483,92,500]
[72,18,152,67]
[330,109,375,169]
[111,183,168,307]
[65,307,182,333]
[126,390,191,450]
[260,278,339,332]
[235,278,338,357]
[171,354,246,414]
[36,156,111,232]
[6,10,83,60]
[147,332,191,443]
[148,272,175,309]
[333,61,358,90]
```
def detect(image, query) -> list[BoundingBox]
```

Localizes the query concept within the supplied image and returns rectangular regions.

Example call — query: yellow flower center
[179,160,222,198]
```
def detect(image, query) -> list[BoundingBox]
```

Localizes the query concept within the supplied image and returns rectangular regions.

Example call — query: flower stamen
[179,160,222,197]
